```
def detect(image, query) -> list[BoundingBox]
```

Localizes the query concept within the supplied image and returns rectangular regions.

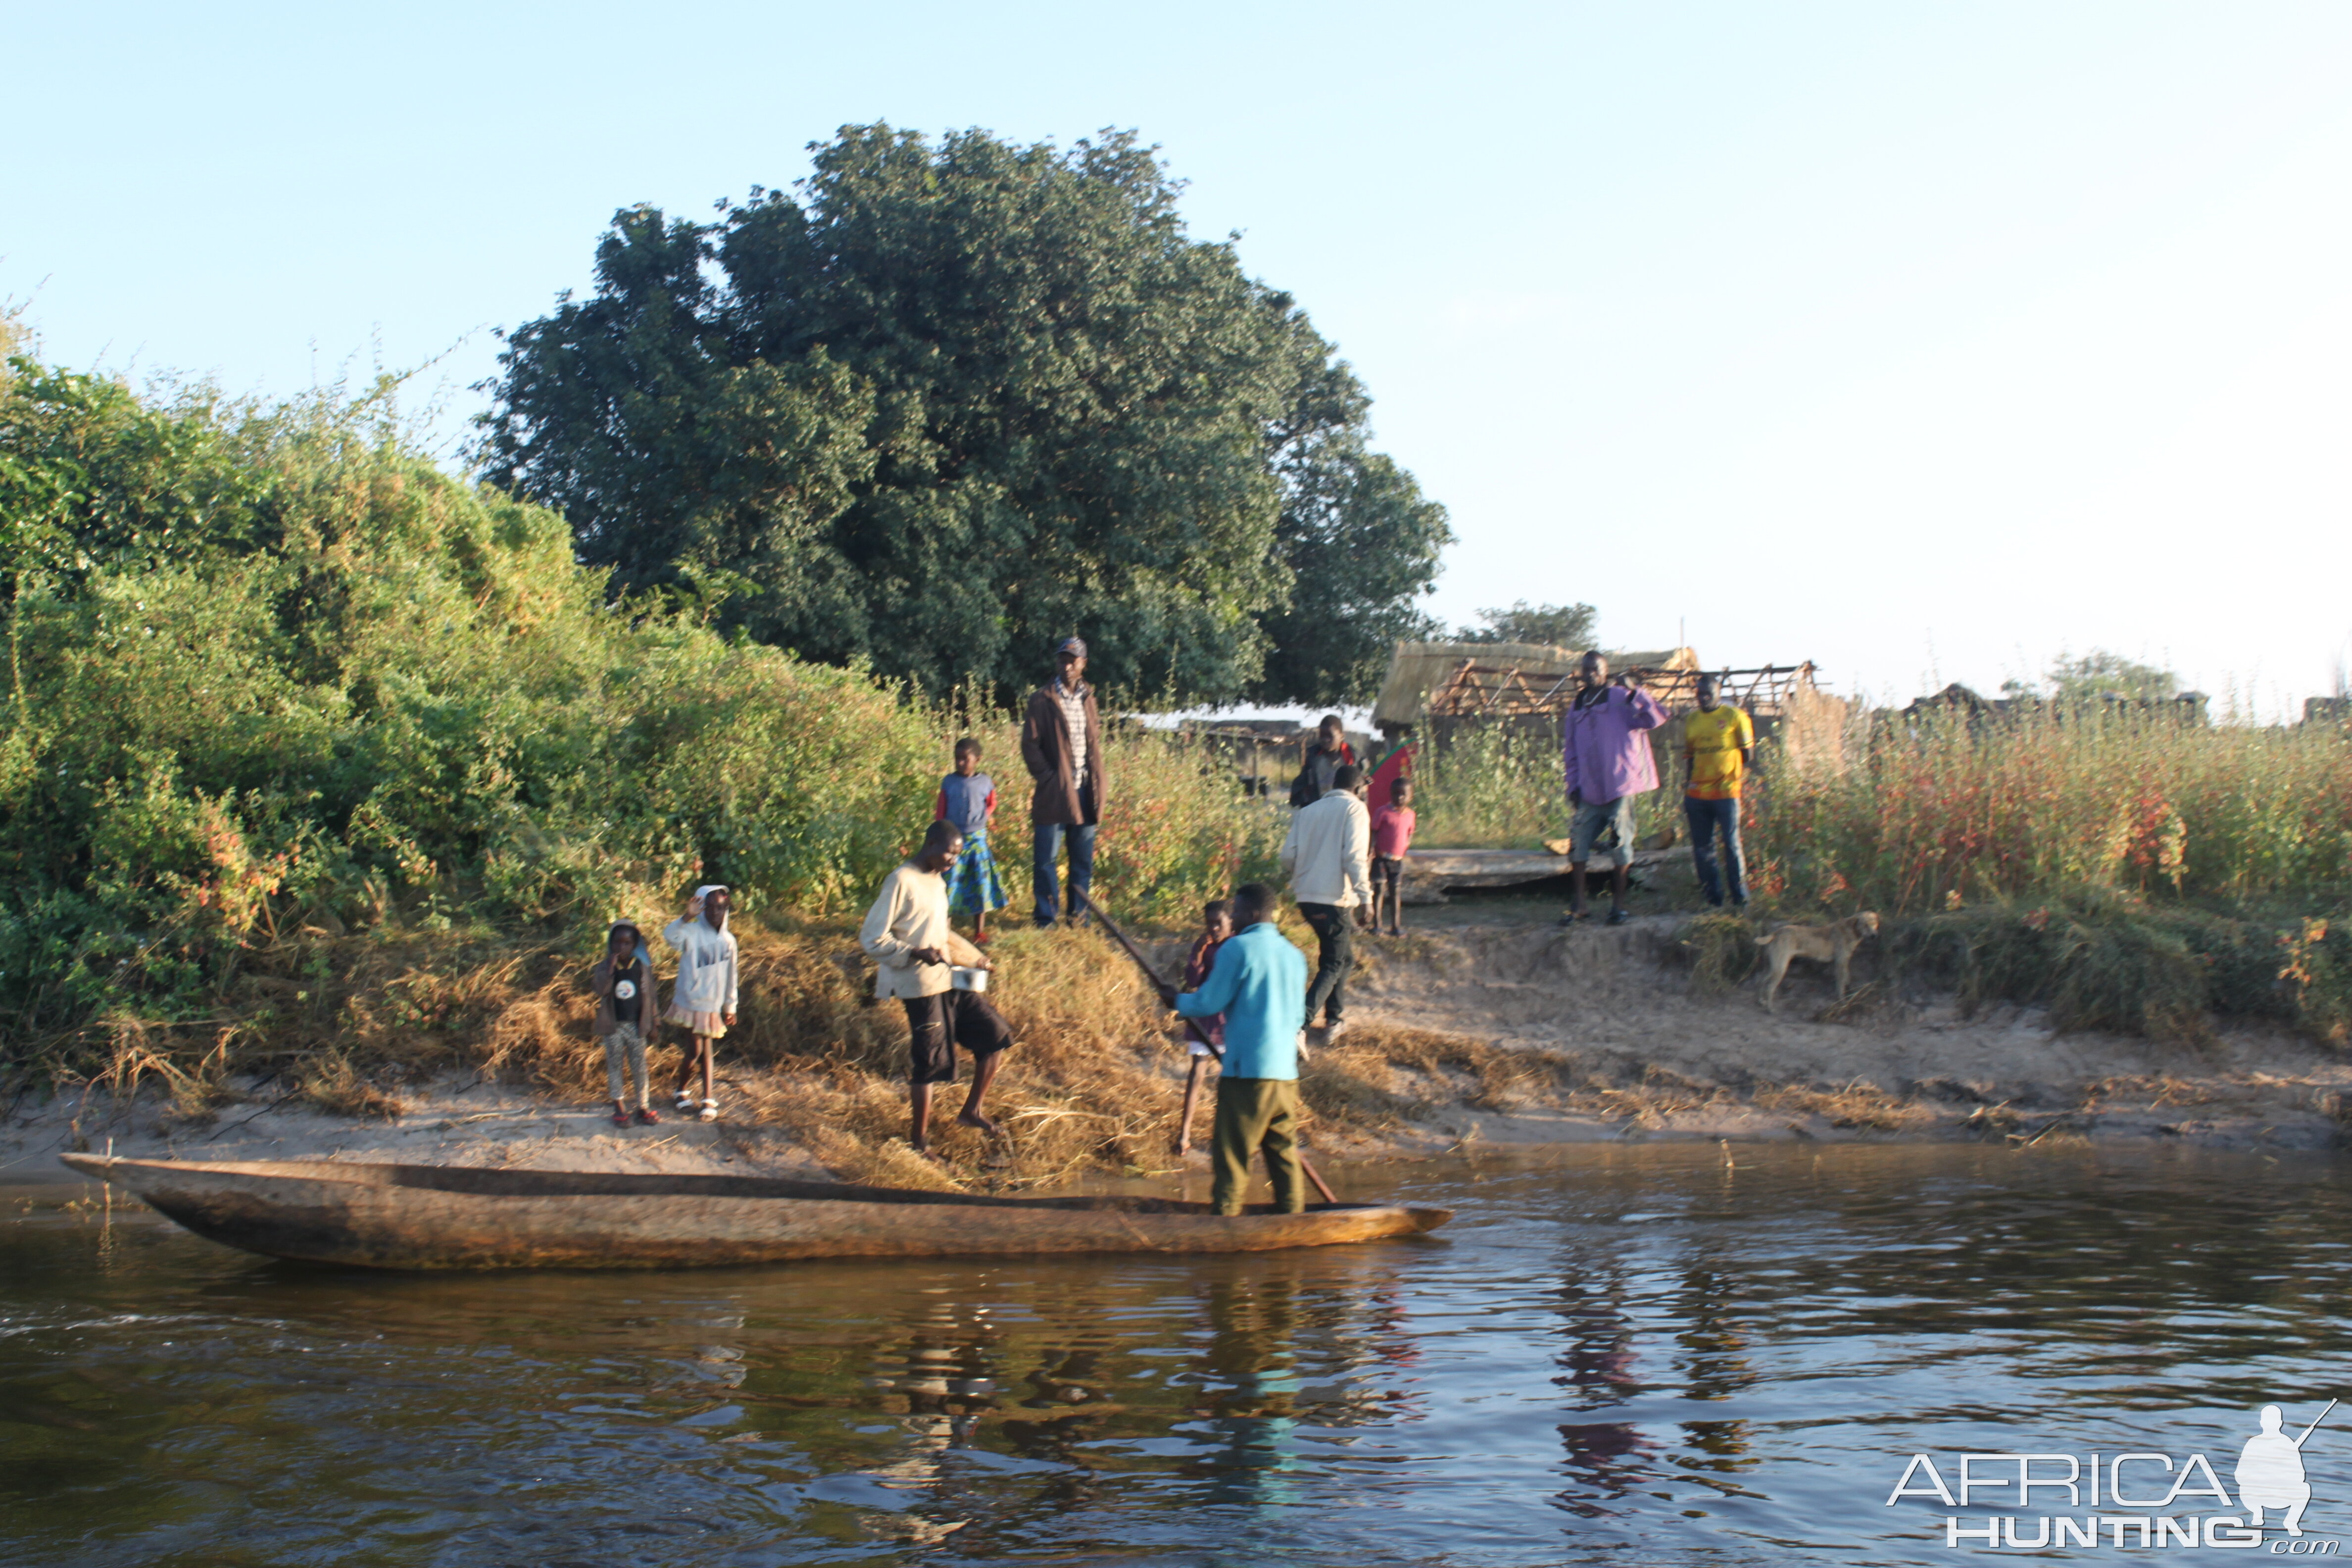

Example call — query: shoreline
[6,918,2345,1186]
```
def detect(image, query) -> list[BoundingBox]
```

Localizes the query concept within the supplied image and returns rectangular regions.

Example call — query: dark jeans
[1684,795,1747,906]
[1031,816,1097,926]
[1299,902,1354,1025]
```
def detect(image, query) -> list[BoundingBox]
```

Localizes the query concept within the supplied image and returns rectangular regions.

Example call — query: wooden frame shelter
[1424,661,1819,721]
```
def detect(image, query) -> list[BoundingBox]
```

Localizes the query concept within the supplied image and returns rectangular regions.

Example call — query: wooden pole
[1088,900,1341,1207]
[1088,900,1165,991]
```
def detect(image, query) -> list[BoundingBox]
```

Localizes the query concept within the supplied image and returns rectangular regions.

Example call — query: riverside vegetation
[4,345,2349,1181]
[0,355,1282,1150]
[1744,702,2352,1044]
[1400,705,2352,1043]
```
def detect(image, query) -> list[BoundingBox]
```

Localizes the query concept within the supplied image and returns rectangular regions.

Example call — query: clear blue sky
[10,2,2349,710]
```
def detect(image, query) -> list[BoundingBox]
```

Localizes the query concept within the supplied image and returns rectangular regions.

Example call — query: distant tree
[1458,600,1598,649]
[478,125,1450,706]
[2005,649,2181,702]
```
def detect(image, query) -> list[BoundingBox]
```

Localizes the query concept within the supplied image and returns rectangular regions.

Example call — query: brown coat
[588,956,658,1037]
[1021,683,1105,826]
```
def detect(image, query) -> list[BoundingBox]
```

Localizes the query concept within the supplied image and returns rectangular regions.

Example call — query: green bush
[0,358,1275,1066]
[1408,726,1569,848]
[1873,891,2349,1043]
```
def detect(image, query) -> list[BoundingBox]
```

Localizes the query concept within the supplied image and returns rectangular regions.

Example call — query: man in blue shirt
[1163,882,1310,1215]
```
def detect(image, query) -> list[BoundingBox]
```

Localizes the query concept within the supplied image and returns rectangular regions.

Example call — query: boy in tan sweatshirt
[859,820,1016,1153]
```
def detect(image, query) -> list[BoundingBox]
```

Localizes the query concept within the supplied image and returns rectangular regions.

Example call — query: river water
[6,1144,2352,1566]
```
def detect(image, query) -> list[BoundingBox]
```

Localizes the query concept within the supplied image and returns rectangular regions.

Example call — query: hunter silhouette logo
[1886,1398,2339,1550]
[2239,1400,2333,1537]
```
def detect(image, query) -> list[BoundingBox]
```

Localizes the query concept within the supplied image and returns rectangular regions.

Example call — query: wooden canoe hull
[58,1155,1453,1271]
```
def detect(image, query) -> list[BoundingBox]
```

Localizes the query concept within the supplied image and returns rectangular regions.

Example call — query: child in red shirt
[1370,777,1417,936]
[1171,898,1233,1156]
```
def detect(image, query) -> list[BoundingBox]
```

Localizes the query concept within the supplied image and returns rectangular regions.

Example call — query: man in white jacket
[860,820,1014,1153]
[1280,763,1372,1041]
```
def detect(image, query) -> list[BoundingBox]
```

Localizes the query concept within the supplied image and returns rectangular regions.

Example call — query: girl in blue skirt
[936,737,1008,942]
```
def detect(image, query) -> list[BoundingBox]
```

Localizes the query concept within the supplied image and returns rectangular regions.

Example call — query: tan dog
[1758,912,1881,1011]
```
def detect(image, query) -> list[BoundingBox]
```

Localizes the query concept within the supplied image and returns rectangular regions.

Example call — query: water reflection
[1182,1274,1304,1515]
[1671,1254,1761,1501]
[1548,1264,1648,1515]
[9,1145,2352,1567]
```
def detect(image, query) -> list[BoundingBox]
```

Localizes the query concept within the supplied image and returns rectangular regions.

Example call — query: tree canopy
[2004,648,2183,701]
[477,125,1450,707]
[1459,600,1598,649]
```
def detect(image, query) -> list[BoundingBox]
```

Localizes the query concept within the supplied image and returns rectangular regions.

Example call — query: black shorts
[902,991,1014,1085]
[1372,856,1404,895]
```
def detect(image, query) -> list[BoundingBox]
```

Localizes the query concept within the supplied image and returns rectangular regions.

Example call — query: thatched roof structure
[1371,640,1699,734]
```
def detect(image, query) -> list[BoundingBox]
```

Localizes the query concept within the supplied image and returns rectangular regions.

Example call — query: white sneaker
[1322,1019,1350,1042]
[698,1100,719,1123]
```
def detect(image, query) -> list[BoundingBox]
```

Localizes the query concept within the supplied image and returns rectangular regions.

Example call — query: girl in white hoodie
[664,885,740,1122]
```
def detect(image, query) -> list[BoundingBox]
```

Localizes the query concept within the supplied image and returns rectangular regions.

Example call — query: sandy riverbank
[7,915,2346,1185]
[1336,918,2352,1152]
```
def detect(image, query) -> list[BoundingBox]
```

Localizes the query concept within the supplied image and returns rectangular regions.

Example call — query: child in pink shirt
[1369,778,1417,936]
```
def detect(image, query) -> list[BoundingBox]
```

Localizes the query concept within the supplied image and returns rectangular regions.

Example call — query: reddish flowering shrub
[1748,708,2352,915]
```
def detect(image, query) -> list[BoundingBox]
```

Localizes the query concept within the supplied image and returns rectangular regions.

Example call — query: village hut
[1371,640,1701,743]
[1376,639,1848,818]
[1372,640,1838,759]
[1898,684,2209,730]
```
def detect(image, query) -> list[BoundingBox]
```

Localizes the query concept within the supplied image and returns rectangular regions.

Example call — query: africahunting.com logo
[1887,1400,2337,1552]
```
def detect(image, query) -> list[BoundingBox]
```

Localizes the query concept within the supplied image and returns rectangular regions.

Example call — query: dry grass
[1558,1065,1727,1126]
[39,907,1997,1181]
[1751,1078,1938,1132]
[297,1052,407,1120]
[1813,980,1898,1026]
[73,1020,247,1131]
[287,917,1219,1188]
[718,924,1188,1188]
[161,915,1718,1183]
[1674,913,1761,996]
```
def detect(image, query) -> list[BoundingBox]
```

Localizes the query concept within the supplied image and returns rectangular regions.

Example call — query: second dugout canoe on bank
[58,1154,1455,1271]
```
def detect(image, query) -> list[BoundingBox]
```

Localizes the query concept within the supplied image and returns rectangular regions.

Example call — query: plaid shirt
[1054,678,1089,787]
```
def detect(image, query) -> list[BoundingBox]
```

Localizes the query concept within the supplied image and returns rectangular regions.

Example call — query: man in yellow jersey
[1681,674,1755,908]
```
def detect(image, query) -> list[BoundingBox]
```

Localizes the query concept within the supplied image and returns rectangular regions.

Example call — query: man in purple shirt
[1560,651,1667,926]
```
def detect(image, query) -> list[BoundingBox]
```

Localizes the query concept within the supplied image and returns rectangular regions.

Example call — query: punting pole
[1086,899,1342,1207]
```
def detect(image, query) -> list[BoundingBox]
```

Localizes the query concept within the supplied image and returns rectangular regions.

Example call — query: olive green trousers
[1211,1077,1304,1217]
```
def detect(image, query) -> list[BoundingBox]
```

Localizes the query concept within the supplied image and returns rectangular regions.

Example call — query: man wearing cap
[1021,637,1106,928]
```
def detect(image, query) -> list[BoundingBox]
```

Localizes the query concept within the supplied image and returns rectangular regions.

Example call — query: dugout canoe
[57,1154,1453,1271]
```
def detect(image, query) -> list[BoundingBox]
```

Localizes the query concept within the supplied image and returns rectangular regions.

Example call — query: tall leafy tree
[1458,600,1599,649]
[478,125,1449,704]
[2004,648,2182,701]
